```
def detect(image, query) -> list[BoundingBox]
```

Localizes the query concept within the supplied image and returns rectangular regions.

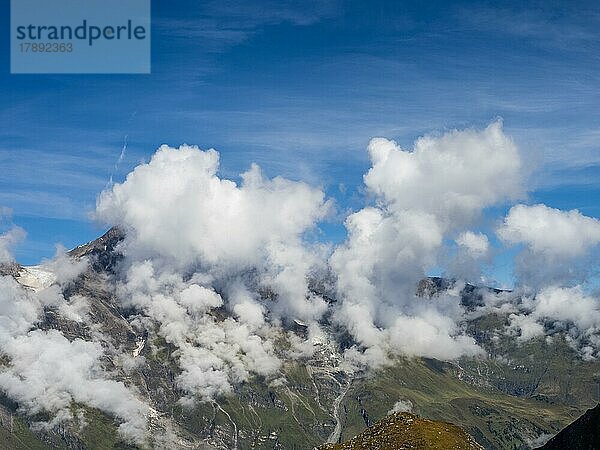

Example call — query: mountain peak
[68,226,125,272]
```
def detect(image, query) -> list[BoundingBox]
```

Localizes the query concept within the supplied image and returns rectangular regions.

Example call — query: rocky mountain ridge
[0,229,598,449]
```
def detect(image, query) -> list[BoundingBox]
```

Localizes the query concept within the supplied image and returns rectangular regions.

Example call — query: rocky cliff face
[0,230,598,449]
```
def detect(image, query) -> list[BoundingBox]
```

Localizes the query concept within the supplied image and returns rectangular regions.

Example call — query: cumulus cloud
[90,128,528,384]
[93,144,336,402]
[456,231,490,257]
[96,144,330,323]
[364,120,523,228]
[0,276,42,338]
[57,294,91,323]
[331,121,522,365]
[6,123,588,431]
[0,226,26,264]
[40,245,89,286]
[0,329,149,443]
[499,204,600,258]
[0,270,149,443]
[494,205,600,356]
[507,286,600,359]
[6,121,600,445]
[498,204,600,287]
[116,250,281,402]
[95,146,328,269]
[446,231,492,282]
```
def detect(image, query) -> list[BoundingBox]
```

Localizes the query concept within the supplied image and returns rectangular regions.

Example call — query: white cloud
[447,231,491,282]
[331,121,522,364]
[498,204,600,287]
[364,120,523,229]
[534,286,600,330]
[0,329,149,444]
[0,223,147,442]
[0,276,42,338]
[40,245,89,286]
[0,226,26,264]
[507,313,545,342]
[57,294,90,323]
[117,260,281,403]
[179,284,223,316]
[498,204,600,258]
[94,144,335,402]
[388,399,413,414]
[96,146,328,269]
[507,286,600,358]
[456,231,490,257]
[0,275,150,443]
[7,120,600,444]
[96,144,330,323]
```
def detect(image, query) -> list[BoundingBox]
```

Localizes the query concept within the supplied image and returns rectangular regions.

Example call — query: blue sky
[1,0,600,286]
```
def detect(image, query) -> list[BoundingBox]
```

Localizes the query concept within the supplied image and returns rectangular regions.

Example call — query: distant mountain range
[0,228,599,449]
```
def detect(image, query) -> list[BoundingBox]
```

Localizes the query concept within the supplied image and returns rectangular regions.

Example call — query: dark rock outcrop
[68,226,125,273]
[539,403,600,450]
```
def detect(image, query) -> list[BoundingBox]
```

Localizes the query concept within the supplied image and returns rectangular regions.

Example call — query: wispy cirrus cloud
[457,3,600,49]
[154,0,340,51]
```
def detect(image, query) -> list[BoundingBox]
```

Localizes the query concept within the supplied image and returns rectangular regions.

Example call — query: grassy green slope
[340,359,577,449]
[176,362,335,449]
[170,321,600,450]
[0,417,53,450]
